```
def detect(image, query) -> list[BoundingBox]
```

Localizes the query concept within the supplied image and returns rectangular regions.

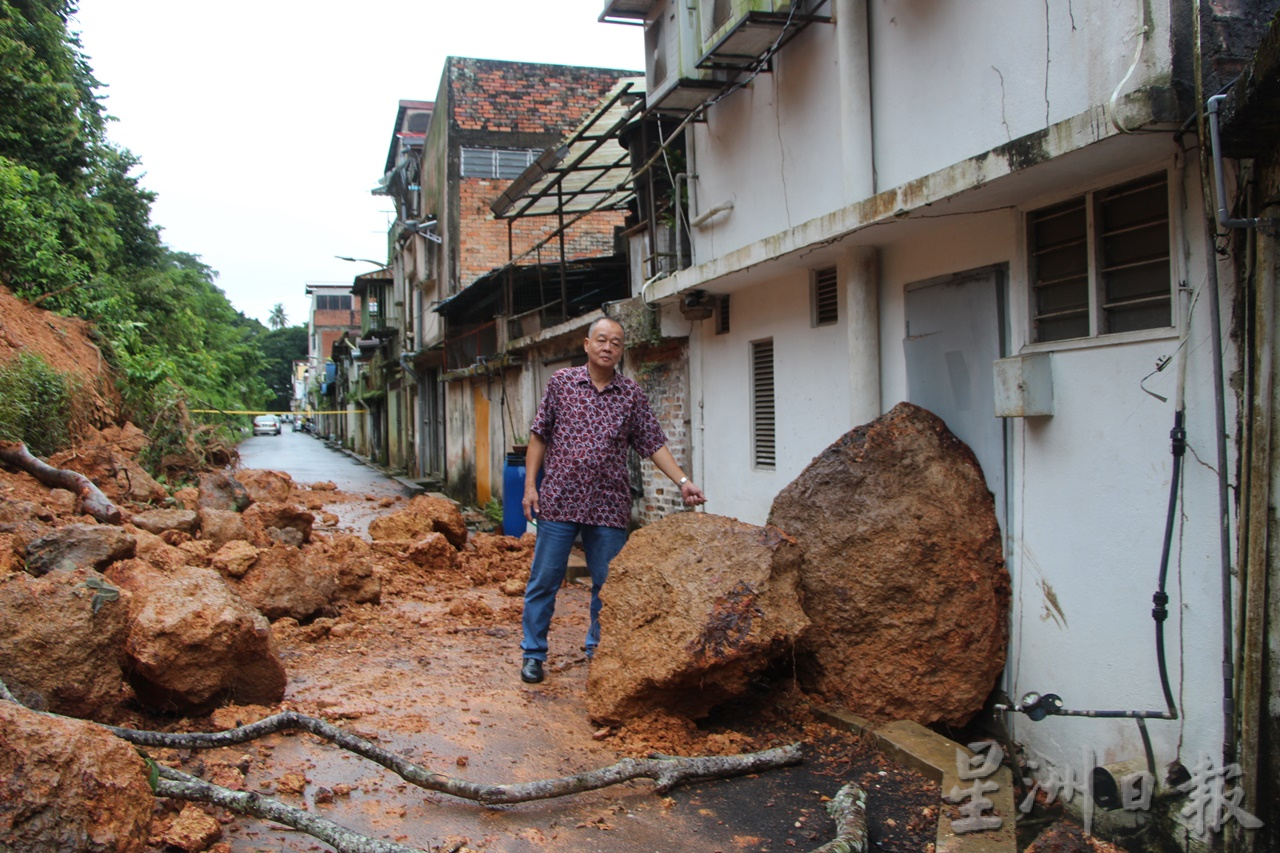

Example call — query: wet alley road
[236,430,408,499]
[235,430,412,537]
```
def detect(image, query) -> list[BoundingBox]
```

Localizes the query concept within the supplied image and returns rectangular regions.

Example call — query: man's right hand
[523,482,539,522]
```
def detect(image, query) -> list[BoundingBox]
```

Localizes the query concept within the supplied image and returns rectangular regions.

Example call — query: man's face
[584,320,624,372]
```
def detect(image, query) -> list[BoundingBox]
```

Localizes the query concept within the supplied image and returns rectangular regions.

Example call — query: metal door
[904,265,1008,529]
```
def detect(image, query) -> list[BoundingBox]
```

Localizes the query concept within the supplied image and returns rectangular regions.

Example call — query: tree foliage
[259,325,307,413]
[0,0,276,467]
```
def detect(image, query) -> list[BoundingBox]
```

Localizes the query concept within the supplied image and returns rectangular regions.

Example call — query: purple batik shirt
[530,365,667,529]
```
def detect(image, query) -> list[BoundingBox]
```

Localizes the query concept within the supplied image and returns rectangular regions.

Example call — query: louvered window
[1030,172,1171,342]
[751,339,775,470]
[460,147,540,180]
[812,266,838,326]
[715,294,731,335]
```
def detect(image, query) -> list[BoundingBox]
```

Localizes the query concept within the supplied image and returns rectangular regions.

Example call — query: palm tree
[268,303,288,330]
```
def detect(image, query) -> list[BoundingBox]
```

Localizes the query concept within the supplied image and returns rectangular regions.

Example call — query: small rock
[131,508,199,536]
[162,804,223,852]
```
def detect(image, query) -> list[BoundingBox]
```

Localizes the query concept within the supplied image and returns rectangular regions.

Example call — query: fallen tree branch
[102,709,804,804]
[0,440,123,524]
[809,783,868,853]
[154,765,429,853]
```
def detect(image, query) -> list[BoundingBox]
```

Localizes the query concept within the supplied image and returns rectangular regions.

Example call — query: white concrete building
[601,0,1278,842]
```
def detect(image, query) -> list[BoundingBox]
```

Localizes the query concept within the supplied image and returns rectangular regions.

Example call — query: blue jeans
[520,519,628,662]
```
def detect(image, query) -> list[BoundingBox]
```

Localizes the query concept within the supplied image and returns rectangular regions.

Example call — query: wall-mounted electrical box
[994,353,1053,417]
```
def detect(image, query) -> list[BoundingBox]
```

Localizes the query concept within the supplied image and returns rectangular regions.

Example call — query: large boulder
[586,513,809,724]
[231,543,337,622]
[0,701,153,852]
[369,494,467,549]
[0,567,130,719]
[104,560,286,713]
[768,402,1010,728]
[24,523,136,576]
[234,468,294,504]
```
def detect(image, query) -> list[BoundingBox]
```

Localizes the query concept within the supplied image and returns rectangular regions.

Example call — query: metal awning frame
[490,79,645,221]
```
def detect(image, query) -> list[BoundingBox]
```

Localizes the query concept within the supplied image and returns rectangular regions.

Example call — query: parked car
[252,415,281,436]
[292,416,305,432]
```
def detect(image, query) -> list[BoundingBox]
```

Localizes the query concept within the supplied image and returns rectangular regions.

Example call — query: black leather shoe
[520,658,544,684]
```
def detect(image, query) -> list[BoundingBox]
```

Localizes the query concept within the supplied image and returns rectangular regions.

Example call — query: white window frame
[1021,167,1181,352]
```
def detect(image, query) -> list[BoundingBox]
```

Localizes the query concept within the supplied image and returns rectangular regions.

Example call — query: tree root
[153,765,430,853]
[2,679,806,852]
[810,783,868,853]
[0,440,123,524]
[103,709,804,804]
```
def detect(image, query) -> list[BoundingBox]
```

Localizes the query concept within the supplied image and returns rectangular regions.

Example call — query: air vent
[812,266,838,326]
[751,338,775,469]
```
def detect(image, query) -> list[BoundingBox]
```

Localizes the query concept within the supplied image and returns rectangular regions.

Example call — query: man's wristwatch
[678,476,689,485]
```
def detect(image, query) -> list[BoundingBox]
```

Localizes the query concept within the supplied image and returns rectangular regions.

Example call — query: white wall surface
[688,0,1175,260]
[698,268,855,524]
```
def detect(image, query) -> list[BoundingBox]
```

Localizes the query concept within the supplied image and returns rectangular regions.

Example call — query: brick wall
[449,59,638,137]
[458,179,626,286]
[625,338,691,528]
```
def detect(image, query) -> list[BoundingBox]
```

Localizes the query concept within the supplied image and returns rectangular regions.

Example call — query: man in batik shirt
[518,316,706,684]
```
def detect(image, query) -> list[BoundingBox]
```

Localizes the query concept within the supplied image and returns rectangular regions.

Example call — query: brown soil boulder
[407,532,460,571]
[457,532,534,585]
[197,472,251,512]
[197,507,252,550]
[306,535,383,606]
[232,543,337,622]
[131,528,188,573]
[130,508,199,536]
[0,701,153,852]
[0,567,130,719]
[369,494,467,549]
[160,803,223,852]
[24,523,136,576]
[172,486,199,511]
[104,559,286,713]
[768,402,1010,728]
[242,501,313,545]
[586,513,809,724]
[235,468,295,504]
[210,540,259,578]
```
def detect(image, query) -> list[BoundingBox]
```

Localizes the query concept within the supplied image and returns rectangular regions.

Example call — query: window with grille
[751,339,775,470]
[460,147,541,180]
[1029,172,1171,342]
[812,266,838,326]
[315,294,352,311]
[715,294,731,335]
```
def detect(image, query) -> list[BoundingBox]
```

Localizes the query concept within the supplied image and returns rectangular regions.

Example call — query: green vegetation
[0,351,79,456]
[0,0,279,470]
[482,497,503,526]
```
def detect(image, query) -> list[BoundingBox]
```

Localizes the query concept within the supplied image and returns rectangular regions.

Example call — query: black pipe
[997,410,1183,724]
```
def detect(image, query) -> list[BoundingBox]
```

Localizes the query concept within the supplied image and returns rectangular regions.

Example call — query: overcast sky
[72,2,644,329]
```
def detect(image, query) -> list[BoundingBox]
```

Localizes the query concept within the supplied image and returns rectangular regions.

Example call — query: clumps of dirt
[1024,820,1129,852]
